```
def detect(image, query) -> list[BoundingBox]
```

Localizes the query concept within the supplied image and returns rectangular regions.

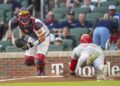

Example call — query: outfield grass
[0,80,120,86]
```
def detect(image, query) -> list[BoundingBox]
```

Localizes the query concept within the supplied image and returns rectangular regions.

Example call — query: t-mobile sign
[51,62,120,77]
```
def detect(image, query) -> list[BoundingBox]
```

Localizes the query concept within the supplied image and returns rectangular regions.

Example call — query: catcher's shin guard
[35,54,45,76]
[25,56,35,66]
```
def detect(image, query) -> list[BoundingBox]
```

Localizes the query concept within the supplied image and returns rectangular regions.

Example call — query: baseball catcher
[11,9,50,76]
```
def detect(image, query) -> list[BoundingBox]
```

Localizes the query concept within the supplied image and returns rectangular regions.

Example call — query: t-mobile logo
[51,63,64,75]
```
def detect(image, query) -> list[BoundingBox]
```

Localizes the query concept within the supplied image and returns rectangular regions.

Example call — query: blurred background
[0,0,120,52]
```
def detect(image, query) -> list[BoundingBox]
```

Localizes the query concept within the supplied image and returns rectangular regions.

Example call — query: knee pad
[25,56,35,66]
[35,54,45,68]
[36,54,45,61]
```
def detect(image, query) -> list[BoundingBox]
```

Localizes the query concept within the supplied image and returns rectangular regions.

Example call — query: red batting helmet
[80,34,92,43]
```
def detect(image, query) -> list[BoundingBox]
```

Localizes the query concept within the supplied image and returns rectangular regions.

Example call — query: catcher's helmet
[18,9,30,26]
[80,34,92,43]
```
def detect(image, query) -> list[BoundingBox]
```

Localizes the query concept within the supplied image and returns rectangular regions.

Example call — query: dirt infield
[0,76,94,83]
[0,76,120,83]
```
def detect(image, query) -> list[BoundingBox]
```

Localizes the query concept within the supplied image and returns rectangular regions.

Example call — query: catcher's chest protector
[18,19,38,39]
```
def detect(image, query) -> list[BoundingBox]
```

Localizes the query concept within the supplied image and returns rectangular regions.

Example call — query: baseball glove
[15,38,34,50]
[15,38,27,48]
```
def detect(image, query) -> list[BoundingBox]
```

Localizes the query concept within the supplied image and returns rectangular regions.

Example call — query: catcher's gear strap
[15,38,27,48]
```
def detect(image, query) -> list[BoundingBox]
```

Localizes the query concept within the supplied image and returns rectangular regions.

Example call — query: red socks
[70,59,78,72]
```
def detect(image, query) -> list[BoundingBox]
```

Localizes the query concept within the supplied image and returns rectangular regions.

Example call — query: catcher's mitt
[15,38,27,48]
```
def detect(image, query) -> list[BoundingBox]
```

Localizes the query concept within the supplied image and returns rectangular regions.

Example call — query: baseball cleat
[37,70,45,76]
[102,64,108,77]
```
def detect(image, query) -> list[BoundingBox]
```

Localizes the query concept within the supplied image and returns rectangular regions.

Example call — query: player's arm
[70,48,79,75]
[34,21,46,44]
[11,17,19,29]
[71,49,79,60]
[4,17,19,40]
[37,26,46,43]
[20,30,26,39]
[21,21,46,48]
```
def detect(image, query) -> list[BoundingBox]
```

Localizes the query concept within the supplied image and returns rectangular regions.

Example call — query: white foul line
[0,75,64,82]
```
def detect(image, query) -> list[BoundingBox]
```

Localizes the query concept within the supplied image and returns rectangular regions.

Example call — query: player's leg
[86,51,100,66]
[100,27,110,50]
[70,58,78,75]
[93,55,107,80]
[75,53,89,76]
[24,37,37,66]
[92,27,101,46]
[35,36,50,76]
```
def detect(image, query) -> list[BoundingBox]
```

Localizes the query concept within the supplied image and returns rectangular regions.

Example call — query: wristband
[33,40,40,46]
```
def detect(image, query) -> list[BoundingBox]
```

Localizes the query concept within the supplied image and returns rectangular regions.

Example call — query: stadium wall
[0,51,120,79]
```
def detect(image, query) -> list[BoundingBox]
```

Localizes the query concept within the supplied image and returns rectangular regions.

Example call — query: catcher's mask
[18,10,30,26]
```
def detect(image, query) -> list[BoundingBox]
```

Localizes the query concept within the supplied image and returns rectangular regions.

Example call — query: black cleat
[37,70,45,76]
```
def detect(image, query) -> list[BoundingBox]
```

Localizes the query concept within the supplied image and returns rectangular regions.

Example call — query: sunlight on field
[0,80,120,86]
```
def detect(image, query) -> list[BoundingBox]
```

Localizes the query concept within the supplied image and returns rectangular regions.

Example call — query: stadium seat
[48,44,63,51]
[0,45,2,52]
[58,3,66,8]
[75,13,79,19]
[21,0,29,8]
[16,0,21,2]
[0,40,12,51]
[5,11,13,22]
[86,17,97,25]
[73,7,90,14]
[13,28,20,38]
[100,1,116,7]
[108,0,120,2]
[54,13,64,19]
[53,8,68,15]
[58,18,67,22]
[0,4,13,22]
[116,6,120,13]
[0,4,12,10]
[5,46,24,52]
[93,7,108,13]
[70,28,88,44]
[62,39,73,51]
[0,10,4,22]
[91,2,98,6]
[87,13,103,21]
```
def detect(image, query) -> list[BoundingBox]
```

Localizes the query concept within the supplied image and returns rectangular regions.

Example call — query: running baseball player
[11,9,50,76]
[69,34,108,80]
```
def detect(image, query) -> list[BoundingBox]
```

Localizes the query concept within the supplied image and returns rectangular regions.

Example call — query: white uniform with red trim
[25,19,50,57]
[72,43,104,72]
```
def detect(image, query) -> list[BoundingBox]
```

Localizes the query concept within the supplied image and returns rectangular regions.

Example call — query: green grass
[0,80,120,86]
